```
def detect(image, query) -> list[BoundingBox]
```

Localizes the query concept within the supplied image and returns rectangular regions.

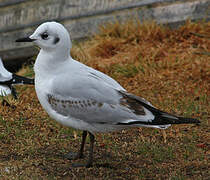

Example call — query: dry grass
[0,20,209,179]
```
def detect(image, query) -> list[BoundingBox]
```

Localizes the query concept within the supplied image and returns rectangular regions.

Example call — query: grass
[0,20,209,179]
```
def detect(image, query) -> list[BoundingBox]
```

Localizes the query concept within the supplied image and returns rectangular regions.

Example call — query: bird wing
[70,59,125,91]
[48,67,154,125]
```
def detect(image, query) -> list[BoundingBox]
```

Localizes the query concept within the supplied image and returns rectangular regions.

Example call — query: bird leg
[71,132,95,168]
[65,131,87,160]
[85,132,95,168]
[77,130,88,158]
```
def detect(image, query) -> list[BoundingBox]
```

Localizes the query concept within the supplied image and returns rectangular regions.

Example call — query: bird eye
[41,32,48,40]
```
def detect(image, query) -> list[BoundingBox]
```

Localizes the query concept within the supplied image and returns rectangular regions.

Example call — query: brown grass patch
[0,20,209,179]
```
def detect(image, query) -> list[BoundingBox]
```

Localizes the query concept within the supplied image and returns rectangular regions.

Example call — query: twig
[190,32,210,39]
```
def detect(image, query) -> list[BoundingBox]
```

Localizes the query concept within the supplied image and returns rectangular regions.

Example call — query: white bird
[0,57,34,99]
[16,22,200,167]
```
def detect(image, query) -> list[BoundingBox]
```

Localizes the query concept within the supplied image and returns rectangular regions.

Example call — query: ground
[0,20,209,179]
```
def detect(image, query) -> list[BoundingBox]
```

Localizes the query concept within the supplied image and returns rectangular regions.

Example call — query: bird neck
[34,49,71,80]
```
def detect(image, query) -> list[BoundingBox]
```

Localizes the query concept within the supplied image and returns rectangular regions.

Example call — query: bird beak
[15,37,36,42]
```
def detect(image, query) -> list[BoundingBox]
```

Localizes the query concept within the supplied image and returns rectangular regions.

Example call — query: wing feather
[49,67,154,124]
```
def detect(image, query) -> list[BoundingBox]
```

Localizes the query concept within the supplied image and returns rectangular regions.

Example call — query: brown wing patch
[47,94,58,107]
[120,95,145,115]
[47,94,102,111]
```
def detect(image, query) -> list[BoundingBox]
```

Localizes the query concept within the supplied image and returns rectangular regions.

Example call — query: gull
[0,57,34,99]
[16,22,200,167]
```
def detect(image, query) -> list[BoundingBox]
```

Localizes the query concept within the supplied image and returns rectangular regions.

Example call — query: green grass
[137,142,176,163]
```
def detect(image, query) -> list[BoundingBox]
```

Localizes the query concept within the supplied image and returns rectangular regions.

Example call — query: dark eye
[41,32,48,40]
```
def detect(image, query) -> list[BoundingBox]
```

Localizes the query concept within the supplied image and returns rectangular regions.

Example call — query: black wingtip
[151,115,201,125]
[177,117,200,124]
[12,74,34,85]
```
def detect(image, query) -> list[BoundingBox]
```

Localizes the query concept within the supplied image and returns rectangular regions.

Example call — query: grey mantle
[0,0,209,61]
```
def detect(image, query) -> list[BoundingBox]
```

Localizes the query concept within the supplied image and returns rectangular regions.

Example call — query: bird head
[16,22,71,54]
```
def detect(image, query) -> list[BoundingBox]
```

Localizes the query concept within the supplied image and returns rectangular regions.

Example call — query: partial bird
[0,57,34,99]
[16,22,200,167]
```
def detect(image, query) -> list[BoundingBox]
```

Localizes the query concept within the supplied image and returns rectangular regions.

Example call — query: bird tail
[153,111,200,125]
[118,91,200,126]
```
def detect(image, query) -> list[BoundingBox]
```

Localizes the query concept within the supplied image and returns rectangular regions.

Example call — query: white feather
[0,57,12,97]
[0,85,11,96]
[0,57,12,81]
[30,22,170,133]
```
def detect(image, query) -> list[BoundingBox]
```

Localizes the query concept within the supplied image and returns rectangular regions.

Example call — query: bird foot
[72,161,93,168]
[64,152,84,160]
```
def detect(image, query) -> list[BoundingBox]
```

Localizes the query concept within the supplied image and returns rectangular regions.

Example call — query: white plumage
[0,57,34,99]
[15,22,199,167]
[29,22,168,131]
[0,57,13,96]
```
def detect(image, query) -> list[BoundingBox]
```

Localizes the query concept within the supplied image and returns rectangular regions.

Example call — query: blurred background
[0,0,209,71]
